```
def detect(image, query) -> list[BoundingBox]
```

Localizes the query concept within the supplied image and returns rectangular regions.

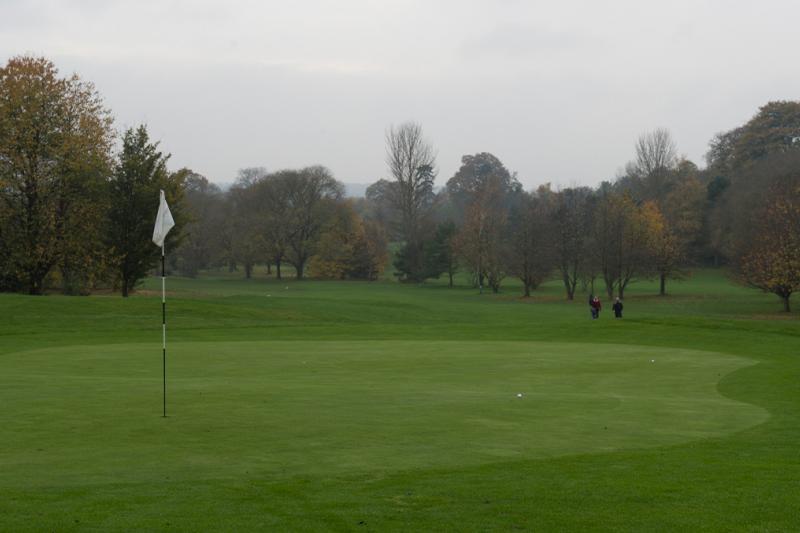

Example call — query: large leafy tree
[0,55,114,294]
[281,166,343,279]
[592,192,659,299]
[446,152,521,223]
[735,182,800,312]
[252,170,291,279]
[174,171,224,277]
[307,201,388,280]
[364,178,401,241]
[551,187,593,300]
[653,161,705,294]
[106,125,184,296]
[616,129,703,293]
[707,101,800,177]
[729,153,800,311]
[509,190,553,297]
[226,168,268,279]
[455,173,511,293]
[732,101,800,167]
[707,102,800,265]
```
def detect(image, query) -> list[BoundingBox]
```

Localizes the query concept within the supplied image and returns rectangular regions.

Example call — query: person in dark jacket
[612,297,623,318]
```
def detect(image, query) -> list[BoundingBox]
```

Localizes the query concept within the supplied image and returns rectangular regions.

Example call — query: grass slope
[0,270,798,531]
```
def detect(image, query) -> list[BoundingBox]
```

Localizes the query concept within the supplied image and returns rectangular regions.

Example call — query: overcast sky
[3,0,800,189]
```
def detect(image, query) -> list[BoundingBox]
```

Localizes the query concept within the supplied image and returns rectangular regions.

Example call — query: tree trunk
[618,285,625,300]
[245,262,252,279]
[659,273,666,296]
[782,294,791,313]
[448,271,453,288]
[266,263,272,275]
[295,259,305,280]
[276,260,282,280]
[121,277,129,298]
[523,282,531,297]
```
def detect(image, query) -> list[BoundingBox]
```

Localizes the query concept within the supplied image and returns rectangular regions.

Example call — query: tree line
[0,57,186,295]
[1,56,799,310]
[372,111,799,311]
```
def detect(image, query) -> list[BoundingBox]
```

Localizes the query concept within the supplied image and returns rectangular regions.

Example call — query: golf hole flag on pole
[153,190,175,417]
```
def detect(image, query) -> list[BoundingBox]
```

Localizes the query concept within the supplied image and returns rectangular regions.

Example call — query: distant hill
[343,183,370,198]
[210,181,371,197]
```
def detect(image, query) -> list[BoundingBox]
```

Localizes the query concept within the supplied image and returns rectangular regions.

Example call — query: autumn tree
[0,55,114,294]
[445,152,521,223]
[106,125,185,296]
[509,190,554,297]
[652,160,705,294]
[592,192,658,299]
[174,171,225,277]
[730,101,800,168]
[307,201,360,279]
[364,178,402,240]
[250,170,292,278]
[551,187,593,299]
[635,201,674,296]
[617,128,703,293]
[353,219,389,280]
[224,168,268,278]
[734,180,800,312]
[704,101,800,264]
[282,166,344,279]
[726,152,800,311]
[455,173,511,293]
[308,201,388,280]
[706,127,744,178]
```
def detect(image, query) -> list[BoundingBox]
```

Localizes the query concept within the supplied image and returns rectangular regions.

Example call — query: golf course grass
[1,270,798,531]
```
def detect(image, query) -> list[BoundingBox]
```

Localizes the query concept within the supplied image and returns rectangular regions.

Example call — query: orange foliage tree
[735,182,800,312]
[308,202,387,280]
[0,56,114,294]
[593,192,660,299]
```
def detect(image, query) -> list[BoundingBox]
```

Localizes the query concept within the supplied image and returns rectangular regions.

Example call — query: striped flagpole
[162,242,167,418]
[153,189,174,418]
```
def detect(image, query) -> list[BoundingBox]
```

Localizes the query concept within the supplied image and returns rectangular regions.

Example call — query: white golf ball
[517,393,523,398]
[651,359,655,363]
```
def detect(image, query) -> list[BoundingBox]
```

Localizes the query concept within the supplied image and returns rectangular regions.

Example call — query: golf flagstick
[161,242,166,417]
[153,190,175,417]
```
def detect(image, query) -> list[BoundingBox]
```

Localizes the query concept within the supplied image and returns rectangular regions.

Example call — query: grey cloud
[459,23,594,59]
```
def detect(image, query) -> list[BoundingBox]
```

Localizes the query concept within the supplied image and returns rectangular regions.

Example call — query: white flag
[152,190,175,247]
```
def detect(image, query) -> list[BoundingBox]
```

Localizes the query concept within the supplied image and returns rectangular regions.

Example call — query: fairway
[1,272,798,531]
[1,341,765,487]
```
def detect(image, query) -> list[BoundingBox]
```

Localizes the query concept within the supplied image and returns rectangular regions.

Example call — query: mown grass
[0,269,798,531]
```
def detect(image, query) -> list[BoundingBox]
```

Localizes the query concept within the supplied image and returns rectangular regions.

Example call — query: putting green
[1,341,766,488]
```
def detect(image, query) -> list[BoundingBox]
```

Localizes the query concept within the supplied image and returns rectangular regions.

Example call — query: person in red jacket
[590,295,601,319]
